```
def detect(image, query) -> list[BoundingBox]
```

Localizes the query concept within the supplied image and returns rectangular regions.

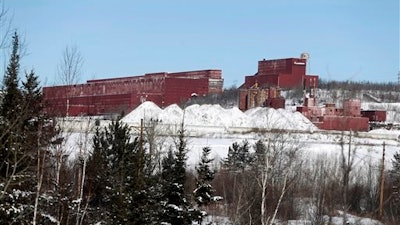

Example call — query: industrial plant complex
[43,55,386,132]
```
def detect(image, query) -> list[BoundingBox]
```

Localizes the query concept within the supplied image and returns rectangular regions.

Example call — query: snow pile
[121,101,317,133]
[158,104,184,124]
[121,101,162,124]
[183,104,251,128]
[245,107,315,130]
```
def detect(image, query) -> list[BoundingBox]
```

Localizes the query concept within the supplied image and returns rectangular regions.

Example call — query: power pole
[379,141,386,218]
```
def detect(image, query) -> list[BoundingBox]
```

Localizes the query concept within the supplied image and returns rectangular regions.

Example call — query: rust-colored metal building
[238,85,285,110]
[361,110,387,122]
[297,98,371,131]
[235,56,386,131]
[238,57,318,111]
[241,57,318,89]
[43,69,223,116]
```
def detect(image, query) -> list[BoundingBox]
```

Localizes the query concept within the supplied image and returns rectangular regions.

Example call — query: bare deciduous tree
[339,131,357,213]
[56,45,84,116]
[254,132,302,225]
[0,1,11,49]
[57,45,84,86]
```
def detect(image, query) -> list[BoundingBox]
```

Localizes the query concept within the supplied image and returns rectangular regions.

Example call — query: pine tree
[105,120,139,223]
[193,147,222,223]
[223,140,252,171]
[20,69,47,163]
[0,32,22,123]
[85,120,158,224]
[0,32,56,224]
[0,32,23,169]
[194,147,216,207]
[85,127,110,221]
[391,151,400,210]
[0,32,35,224]
[160,128,194,225]
[22,70,43,118]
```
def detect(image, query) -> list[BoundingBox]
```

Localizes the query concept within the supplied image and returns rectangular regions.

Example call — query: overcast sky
[3,0,399,87]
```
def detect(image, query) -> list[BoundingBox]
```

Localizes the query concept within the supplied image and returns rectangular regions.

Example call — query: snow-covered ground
[61,101,399,225]
[118,101,399,168]
[62,101,400,168]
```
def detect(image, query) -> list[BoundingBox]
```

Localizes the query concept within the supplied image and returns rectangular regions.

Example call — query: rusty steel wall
[304,75,319,88]
[278,73,304,88]
[361,110,387,122]
[238,89,248,111]
[343,99,361,117]
[257,58,306,76]
[319,116,369,131]
[243,74,279,88]
[164,77,209,106]
[43,69,223,116]
[242,58,317,90]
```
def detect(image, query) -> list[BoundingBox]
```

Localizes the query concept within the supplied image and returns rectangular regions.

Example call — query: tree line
[318,79,400,103]
[319,79,399,92]
[184,78,399,108]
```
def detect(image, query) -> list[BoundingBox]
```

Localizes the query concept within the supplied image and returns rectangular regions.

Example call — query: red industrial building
[43,55,386,132]
[240,57,319,89]
[237,56,386,131]
[297,97,371,132]
[43,70,223,116]
[239,56,318,111]
[361,110,387,122]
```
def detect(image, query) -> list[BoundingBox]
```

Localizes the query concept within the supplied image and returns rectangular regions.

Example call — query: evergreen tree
[391,151,400,211]
[22,70,43,118]
[193,147,222,223]
[194,147,216,207]
[0,32,23,170]
[252,139,269,169]
[85,120,158,224]
[160,129,194,225]
[0,32,34,224]
[0,32,22,122]
[20,69,47,163]
[105,120,139,223]
[0,32,56,224]
[84,127,110,222]
[223,140,252,171]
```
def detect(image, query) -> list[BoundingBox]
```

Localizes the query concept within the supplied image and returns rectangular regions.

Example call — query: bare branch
[0,1,12,50]
[57,45,84,85]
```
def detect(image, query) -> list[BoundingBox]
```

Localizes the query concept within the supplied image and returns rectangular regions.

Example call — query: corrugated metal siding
[43,69,223,116]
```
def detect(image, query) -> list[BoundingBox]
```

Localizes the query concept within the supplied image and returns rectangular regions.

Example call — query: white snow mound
[121,101,162,124]
[121,101,317,133]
